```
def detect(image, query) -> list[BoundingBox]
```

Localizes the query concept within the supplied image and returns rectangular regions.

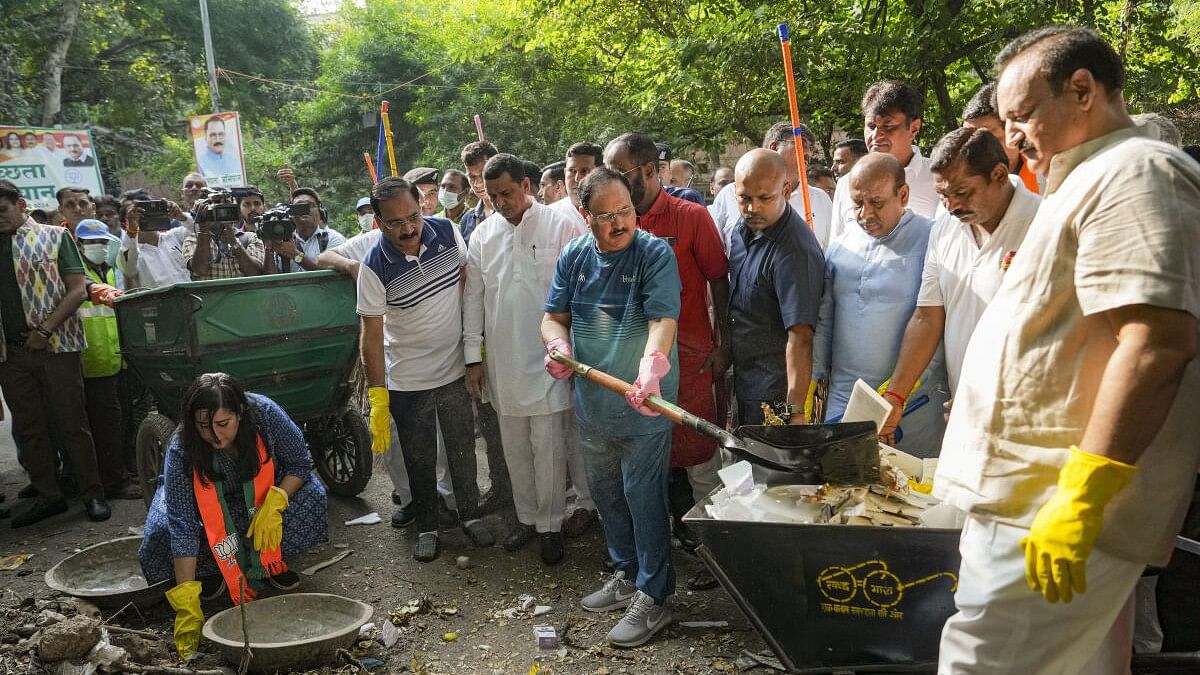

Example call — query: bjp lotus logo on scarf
[214,533,239,568]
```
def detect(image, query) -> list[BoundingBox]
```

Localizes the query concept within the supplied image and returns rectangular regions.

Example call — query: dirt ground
[0,415,773,674]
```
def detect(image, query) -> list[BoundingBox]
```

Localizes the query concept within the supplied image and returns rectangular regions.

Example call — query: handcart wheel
[135,413,177,509]
[313,407,373,497]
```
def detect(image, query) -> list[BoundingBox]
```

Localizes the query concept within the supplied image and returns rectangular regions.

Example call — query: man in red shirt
[604,132,729,589]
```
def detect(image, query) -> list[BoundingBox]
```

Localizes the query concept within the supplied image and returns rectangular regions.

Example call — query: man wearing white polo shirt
[829,80,942,243]
[878,127,1039,445]
[358,176,495,562]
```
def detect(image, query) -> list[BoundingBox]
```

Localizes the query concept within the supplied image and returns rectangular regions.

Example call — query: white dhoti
[498,409,571,533]
[938,515,1143,675]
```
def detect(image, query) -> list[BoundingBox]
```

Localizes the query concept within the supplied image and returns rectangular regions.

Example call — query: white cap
[355,197,372,210]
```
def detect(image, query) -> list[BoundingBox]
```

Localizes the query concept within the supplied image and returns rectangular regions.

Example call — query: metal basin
[202,593,373,673]
[44,536,167,610]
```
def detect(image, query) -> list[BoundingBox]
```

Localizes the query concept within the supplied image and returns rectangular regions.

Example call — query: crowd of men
[3,23,1200,664]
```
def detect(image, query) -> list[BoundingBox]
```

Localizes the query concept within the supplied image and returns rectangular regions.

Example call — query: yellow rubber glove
[165,580,204,660]
[876,377,922,397]
[1021,446,1136,604]
[368,386,392,454]
[246,485,289,552]
[803,380,817,422]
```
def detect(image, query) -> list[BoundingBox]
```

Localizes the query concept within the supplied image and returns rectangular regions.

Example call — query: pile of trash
[0,595,185,675]
[706,455,964,529]
[705,378,966,530]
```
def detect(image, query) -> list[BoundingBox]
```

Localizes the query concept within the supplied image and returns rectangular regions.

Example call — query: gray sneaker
[606,590,672,647]
[580,571,636,612]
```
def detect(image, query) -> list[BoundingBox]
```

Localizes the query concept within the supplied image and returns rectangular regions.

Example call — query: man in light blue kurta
[813,153,949,457]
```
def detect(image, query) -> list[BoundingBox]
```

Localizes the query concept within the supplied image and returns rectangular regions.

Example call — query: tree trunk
[930,66,957,131]
[40,0,84,127]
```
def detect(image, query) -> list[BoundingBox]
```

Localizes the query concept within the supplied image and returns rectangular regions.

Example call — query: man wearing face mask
[812,153,948,457]
[438,170,470,224]
[355,197,375,233]
[75,219,141,500]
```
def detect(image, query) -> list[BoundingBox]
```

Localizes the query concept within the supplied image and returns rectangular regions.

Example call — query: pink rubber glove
[544,337,574,380]
[625,351,670,416]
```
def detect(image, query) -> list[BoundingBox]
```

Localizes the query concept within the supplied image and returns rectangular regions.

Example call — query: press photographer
[183,188,264,280]
[118,189,191,289]
[263,188,345,273]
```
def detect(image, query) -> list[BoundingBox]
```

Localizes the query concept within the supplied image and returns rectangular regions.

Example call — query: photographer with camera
[234,186,267,234]
[183,188,264,280]
[118,190,192,289]
[263,188,346,274]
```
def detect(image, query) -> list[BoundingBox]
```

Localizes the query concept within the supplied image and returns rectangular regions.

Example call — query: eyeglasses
[382,211,422,229]
[588,205,635,225]
[618,166,642,179]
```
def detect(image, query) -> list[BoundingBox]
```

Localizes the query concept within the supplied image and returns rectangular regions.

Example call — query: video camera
[133,199,172,231]
[193,188,240,234]
[256,202,310,241]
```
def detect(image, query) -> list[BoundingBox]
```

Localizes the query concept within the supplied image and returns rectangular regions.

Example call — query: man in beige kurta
[934,26,1200,674]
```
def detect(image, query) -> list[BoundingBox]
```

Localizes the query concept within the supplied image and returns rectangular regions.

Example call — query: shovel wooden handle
[549,350,737,447]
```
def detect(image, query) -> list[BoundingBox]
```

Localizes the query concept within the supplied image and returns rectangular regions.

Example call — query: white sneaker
[606,590,672,647]
[580,571,636,612]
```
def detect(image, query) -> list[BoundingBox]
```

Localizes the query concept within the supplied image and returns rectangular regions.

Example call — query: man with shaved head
[709,122,834,249]
[813,153,947,456]
[727,149,824,426]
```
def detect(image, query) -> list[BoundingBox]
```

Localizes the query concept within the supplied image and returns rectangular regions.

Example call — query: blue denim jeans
[577,421,674,603]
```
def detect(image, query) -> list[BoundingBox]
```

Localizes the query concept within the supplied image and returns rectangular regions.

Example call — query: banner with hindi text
[0,127,105,209]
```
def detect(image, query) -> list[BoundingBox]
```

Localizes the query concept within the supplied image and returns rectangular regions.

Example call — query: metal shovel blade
[724,422,880,485]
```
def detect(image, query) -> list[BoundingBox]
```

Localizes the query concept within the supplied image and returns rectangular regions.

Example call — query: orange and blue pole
[777,23,814,230]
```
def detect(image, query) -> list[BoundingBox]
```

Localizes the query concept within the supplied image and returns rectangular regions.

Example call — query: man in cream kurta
[464,153,585,565]
[935,26,1200,674]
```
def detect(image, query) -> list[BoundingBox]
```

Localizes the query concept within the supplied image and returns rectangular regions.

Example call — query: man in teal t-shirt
[542,167,680,649]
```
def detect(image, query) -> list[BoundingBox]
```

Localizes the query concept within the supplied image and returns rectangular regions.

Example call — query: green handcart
[114,271,372,504]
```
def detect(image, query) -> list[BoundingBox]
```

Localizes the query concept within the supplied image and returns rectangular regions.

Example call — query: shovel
[550,351,879,485]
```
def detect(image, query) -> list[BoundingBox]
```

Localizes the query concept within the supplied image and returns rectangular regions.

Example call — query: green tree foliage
[0,0,317,188]
[5,0,1198,213]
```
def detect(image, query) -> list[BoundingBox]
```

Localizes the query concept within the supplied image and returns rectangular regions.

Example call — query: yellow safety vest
[79,265,122,378]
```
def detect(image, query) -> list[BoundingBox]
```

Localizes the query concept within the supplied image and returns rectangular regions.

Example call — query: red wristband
[882,390,907,407]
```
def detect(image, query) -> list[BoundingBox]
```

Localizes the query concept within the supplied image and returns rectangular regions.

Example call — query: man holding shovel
[541,166,681,647]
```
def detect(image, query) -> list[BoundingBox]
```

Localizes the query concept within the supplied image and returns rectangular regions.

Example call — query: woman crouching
[139,372,328,658]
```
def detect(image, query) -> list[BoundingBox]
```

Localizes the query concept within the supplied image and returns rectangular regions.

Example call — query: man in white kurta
[464,153,583,565]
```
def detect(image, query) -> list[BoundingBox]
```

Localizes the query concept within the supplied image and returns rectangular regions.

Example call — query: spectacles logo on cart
[815,559,957,620]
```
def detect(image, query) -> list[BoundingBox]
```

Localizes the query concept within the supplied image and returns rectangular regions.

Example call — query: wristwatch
[293,253,305,265]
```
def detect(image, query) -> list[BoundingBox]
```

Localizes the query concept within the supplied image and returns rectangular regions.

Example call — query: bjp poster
[0,127,106,209]
[189,111,246,187]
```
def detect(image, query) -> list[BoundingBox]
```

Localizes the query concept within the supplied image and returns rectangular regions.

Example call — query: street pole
[199,0,220,112]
